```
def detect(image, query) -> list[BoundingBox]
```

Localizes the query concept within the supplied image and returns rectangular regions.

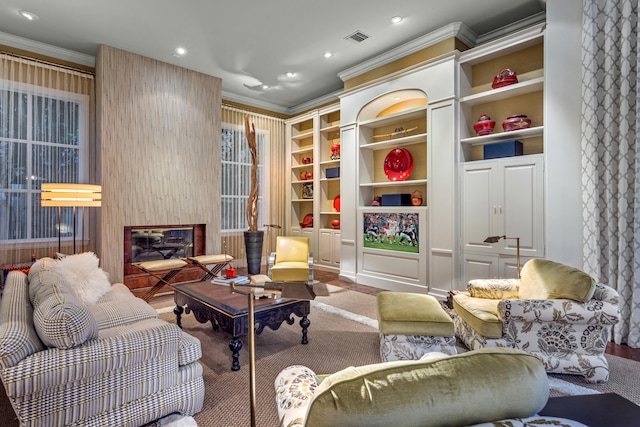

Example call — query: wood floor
[312,269,640,362]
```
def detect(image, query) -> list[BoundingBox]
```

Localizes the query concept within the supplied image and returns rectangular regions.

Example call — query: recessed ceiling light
[391,16,403,24]
[18,10,39,21]
[173,47,188,57]
[262,84,270,90]
[324,52,333,59]
[286,72,295,77]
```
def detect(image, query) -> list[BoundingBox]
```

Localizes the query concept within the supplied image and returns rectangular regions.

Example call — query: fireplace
[123,224,206,294]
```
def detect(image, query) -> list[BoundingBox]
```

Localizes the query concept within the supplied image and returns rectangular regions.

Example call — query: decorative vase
[243,230,264,275]
[331,219,340,229]
[502,114,531,132]
[492,68,518,89]
[411,190,423,206]
[330,143,341,160]
[473,114,496,136]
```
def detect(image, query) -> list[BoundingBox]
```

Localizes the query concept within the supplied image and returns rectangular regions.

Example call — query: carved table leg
[229,338,243,371]
[174,305,184,329]
[300,315,310,345]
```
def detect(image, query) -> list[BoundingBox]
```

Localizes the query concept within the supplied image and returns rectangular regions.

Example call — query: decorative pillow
[468,278,520,299]
[519,259,596,303]
[304,348,549,427]
[48,252,112,304]
[30,270,99,349]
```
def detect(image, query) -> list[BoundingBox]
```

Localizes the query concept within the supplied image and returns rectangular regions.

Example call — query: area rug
[1,284,638,427]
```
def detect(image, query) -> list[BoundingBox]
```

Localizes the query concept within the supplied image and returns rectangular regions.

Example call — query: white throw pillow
[49,252,111,304]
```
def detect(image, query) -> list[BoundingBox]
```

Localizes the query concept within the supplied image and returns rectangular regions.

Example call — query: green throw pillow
[305,348,549,427]
[519,259,596,303]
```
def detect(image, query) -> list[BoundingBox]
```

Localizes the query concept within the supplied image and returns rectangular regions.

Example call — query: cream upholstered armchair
[268,236,313,282]
[452,258,620,383]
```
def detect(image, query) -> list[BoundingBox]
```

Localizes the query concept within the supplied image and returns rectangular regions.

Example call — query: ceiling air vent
[344,30,370,43]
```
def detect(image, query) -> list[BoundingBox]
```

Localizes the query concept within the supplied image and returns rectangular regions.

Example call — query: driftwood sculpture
[245,115,259,232]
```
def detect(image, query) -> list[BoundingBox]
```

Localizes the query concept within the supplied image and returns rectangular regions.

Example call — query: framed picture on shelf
[363,212,419,253]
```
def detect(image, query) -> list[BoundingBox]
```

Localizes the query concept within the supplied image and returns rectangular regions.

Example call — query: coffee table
[172,281,311,371]
[540,393,640,426]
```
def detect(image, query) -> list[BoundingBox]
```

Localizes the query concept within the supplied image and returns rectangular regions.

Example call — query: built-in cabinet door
[462,155,544,258]
[318,229,333,264]
[318,228,340,267]
[462,253,534,282]
[331,230,341,267]
[461,252,497,284]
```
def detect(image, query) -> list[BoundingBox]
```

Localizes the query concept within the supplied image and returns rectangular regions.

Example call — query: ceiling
[0,0,546,115]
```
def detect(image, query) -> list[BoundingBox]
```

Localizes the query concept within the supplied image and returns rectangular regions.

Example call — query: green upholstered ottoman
[376,291,456,361]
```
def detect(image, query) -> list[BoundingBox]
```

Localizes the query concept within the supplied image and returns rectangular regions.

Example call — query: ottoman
[376,291,457,362]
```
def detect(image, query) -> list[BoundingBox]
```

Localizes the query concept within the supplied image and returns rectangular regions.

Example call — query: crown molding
[0,31,95,67]
[475,12,546,45]
[338,22,476,83]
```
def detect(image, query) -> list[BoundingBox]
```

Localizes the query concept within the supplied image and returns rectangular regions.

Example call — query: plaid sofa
[0,257,204,426]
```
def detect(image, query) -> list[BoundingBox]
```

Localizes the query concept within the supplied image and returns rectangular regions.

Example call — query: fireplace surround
[123,224,206,294]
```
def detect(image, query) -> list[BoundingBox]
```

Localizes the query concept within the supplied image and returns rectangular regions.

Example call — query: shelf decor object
[491,68,518,89]
[502,114,532,132]
[411,190,423,206]
[383,148,414,181]
[473,114,496,136]
[330,141,340,160]
[333,195,341,212]
[299,213,313,228]
[484,140,523,159]
[484,235,521,277]
[41,183,102,254]
[371,125,419,141]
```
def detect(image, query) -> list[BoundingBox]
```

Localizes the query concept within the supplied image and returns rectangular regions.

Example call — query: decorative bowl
[502,114,532,132]
[383,148,414,181]
[492,68,518,89]
[333,195,341,212]
[473,114,496,136]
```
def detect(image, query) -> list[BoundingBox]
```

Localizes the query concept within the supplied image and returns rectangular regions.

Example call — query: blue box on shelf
[326,167,340,178]
[381,193,412,206]
[484,140,523,159]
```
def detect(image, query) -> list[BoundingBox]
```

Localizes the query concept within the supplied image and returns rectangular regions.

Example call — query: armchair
[268,236,313,282]
[452,258,620,383]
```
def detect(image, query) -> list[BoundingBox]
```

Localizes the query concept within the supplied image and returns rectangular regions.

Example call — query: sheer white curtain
[581,0,640,347]
[220,105,286,270]
[0,52,95,272]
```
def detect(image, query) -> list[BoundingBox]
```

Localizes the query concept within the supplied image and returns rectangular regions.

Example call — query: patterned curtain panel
[581,0,640,347]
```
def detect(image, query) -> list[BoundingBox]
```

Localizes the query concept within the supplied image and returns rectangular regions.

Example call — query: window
[0,80,89,243]
[220,124,268,232]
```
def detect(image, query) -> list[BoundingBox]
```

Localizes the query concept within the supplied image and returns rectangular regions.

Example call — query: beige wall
[95,45,221,282]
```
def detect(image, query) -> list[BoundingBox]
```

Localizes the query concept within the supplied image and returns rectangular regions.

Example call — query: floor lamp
[484,235,521,277]
[41,184,102,254]
[230,281,316,427]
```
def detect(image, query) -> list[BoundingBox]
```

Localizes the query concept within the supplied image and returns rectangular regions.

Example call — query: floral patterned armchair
[452,259,620,384]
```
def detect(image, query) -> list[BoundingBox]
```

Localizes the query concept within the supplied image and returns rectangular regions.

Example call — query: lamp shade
[41,183,102,207]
